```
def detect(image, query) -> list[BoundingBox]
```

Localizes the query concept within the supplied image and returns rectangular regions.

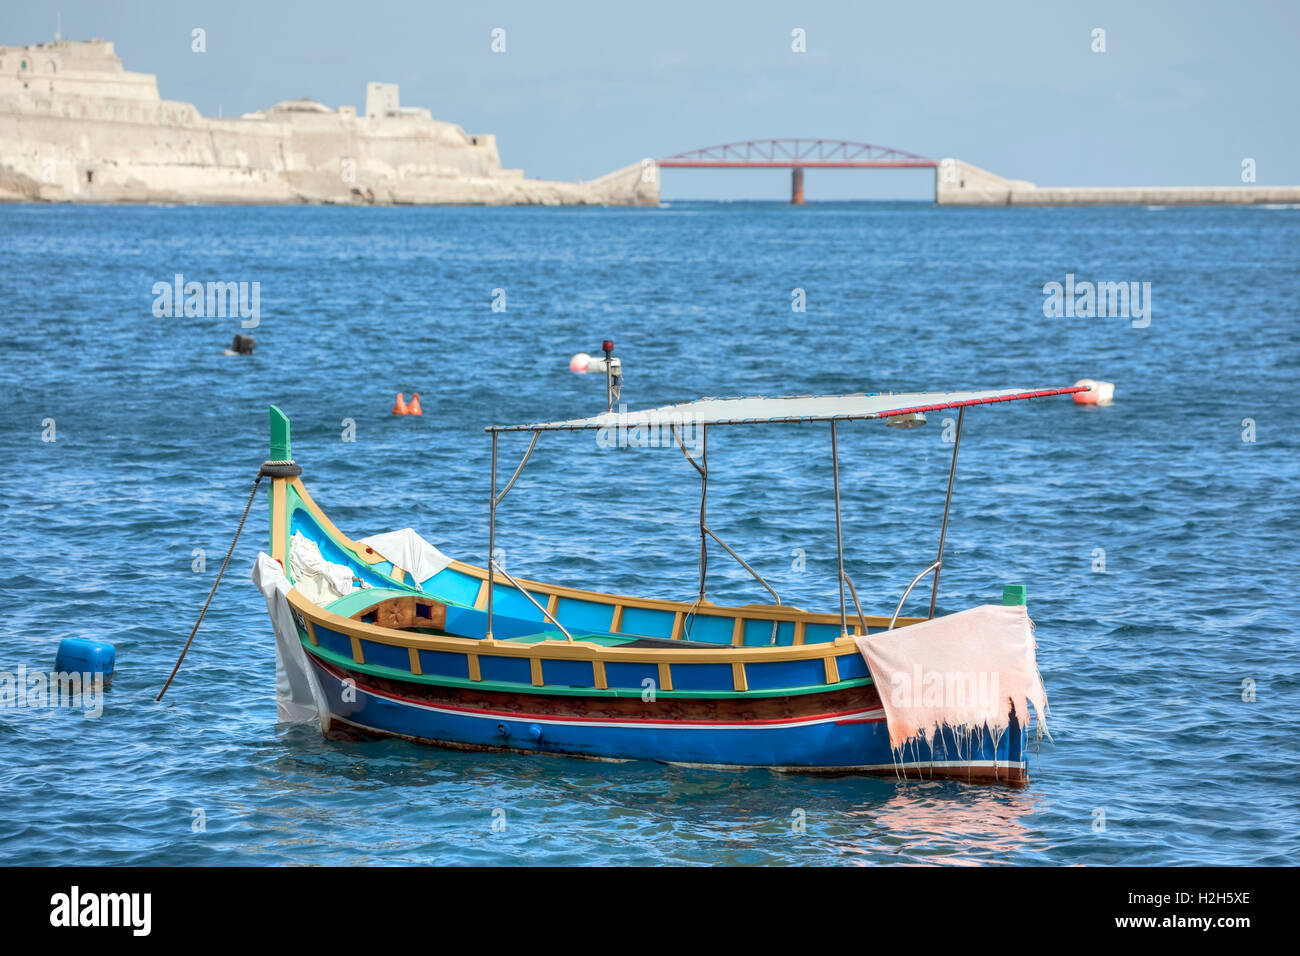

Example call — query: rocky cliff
[0,39,658,206]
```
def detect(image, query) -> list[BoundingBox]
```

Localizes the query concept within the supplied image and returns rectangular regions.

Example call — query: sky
[5,0,1299,200]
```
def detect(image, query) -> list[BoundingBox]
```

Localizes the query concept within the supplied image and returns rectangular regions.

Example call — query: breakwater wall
[936,158,1299,207]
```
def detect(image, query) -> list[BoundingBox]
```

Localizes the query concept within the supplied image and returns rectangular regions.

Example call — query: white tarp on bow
[252,551,331,728]
[253,528,453,724]
[288,531,355,605]
[359,528,453,587]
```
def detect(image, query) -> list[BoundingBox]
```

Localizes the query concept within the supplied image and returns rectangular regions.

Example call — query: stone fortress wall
[0,38,658,205]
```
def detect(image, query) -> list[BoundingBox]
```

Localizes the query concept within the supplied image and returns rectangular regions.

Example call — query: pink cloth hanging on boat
[854,604,1049,750]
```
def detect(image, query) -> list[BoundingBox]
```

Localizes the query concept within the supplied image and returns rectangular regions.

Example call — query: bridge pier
[791,167,804,205]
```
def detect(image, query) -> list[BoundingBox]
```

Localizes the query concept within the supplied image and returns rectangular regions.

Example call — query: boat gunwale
[289,585,872,666]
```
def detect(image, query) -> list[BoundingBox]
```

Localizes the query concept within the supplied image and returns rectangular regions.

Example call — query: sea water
[0,201,1296,865]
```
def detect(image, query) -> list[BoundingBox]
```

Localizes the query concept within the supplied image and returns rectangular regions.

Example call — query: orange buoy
[392,392,409,415]
[408,392,423,416]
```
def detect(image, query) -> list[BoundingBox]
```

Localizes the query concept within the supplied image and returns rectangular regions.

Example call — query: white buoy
[570,353,619,375]
[1073,379,1115,405]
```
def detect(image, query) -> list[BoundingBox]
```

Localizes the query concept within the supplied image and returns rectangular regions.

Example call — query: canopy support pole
[485,429,542,642]
[831,421,848,638]
[698,425,708,602]
[491,559,572,641]
[842,568,868,635]
[487,431,497,640]
[673,424,780,616]
[496,430,539,505]
[704,528,781,606]
[928,406,963,618]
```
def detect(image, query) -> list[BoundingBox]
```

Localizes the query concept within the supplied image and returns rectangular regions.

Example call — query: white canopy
[488,386,1085,432]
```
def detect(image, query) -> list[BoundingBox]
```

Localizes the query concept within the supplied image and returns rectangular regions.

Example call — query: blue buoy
[53,638,115,685]
[529,724,543,742]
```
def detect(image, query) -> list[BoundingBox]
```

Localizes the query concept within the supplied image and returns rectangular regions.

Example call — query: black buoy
[227,334,255,355]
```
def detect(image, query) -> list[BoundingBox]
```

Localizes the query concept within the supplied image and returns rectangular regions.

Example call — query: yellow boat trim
[658,662,673,692]
[270,479,290,564]
[732,662,747,692]
[277,477,396,570]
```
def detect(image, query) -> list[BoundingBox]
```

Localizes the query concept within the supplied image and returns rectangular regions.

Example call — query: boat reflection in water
[833,783,1044,864]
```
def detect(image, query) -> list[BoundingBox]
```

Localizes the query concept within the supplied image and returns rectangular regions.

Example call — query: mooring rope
[156,469,268,702]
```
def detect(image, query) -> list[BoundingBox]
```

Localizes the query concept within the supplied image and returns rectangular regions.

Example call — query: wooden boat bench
[342,591,448,632]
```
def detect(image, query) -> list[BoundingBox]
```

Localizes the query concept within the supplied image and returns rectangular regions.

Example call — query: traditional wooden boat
[255,384,1083,785]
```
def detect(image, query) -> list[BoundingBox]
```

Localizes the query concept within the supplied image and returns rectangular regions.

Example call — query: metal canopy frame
[484,409,971,643]
[485,386,1086,433]
[483,387,1083,642]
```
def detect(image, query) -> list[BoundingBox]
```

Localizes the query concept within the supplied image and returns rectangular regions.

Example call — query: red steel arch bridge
[656,139,938,203]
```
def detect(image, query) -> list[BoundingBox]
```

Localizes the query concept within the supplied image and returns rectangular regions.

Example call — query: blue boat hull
[307,654,1028,782]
